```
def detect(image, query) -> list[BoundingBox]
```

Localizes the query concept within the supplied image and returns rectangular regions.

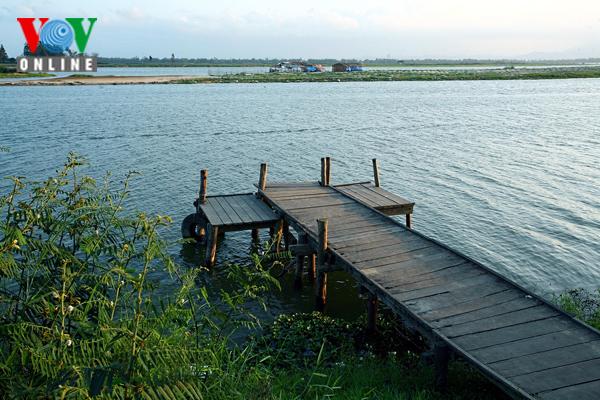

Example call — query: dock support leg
[434,342,450,393]
[283,220,291,251]
[406,213,412,229]
[274,220,283,252]
[315,218,329,311]
[204,224,219,267]
[372,159,380,187]
[251,228,259,243]
[294,234,307,289]
[308,254,316,283]
[367,293,378,335]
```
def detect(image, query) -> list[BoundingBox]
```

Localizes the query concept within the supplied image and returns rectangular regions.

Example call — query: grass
[169,67,600,84]
[0,72,53,78]
[262,357,505,400]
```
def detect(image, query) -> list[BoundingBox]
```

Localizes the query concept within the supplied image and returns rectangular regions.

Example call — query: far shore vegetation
[1,152,598,398]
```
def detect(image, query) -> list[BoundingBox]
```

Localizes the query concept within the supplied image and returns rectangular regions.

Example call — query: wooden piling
[200,169,208,204]
[434,342,450,393]
[406,214,413,229]
[294,233,308,289]
[204,223,219,267]
[316,218,329,311]
[251,228,259,243]
[372,159,380,187]
[308,253,316,282]
[325,157,331,186]
[283,220,291,251]
[259,163,268,191]
[367,292,378,334]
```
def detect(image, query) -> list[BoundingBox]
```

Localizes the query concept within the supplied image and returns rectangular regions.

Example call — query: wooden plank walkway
[258,181,600,400]
[199,193,279,231]
[335,182,414,216]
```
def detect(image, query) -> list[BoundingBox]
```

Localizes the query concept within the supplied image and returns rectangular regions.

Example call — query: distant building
[332,63,364,72]
[269,61,325,73]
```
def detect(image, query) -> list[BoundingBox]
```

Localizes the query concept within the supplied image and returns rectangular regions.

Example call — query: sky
[1,0,600,59]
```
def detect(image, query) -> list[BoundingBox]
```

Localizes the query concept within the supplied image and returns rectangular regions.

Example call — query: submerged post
[406,214,413,229]
[367,292,378,335]
[434,342,450,393]
[204,223,219,267]
[325,156,331,186]
[200,169,208,204]
[259,163,268,191]
[372,159,380,187]
[316,218,329,311]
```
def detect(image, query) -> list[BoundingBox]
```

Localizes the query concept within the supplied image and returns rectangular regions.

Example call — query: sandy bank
[0,75,209,86]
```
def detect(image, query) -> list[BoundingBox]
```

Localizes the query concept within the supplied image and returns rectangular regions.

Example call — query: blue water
[1,78,599,318]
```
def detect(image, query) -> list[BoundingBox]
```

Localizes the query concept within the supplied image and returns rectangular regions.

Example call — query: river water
[1,78,599,320]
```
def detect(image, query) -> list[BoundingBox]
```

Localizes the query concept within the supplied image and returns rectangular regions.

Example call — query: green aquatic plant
[0,154,277,398]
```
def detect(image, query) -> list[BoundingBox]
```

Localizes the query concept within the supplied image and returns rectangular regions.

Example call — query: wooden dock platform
[182,159,600,399]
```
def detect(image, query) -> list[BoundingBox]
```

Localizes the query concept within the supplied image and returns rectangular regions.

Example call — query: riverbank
[3,66,600,86]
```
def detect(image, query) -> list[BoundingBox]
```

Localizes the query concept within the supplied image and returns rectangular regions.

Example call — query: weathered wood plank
[539,379,600,400]
[431,296,541,329]
[215,196,244,225]
[452,316,574,351]
[491,340,600,378]
[222,195,255,223]
[471,328,600,364]
[238,195,278,222]
[392,273,501,303]
[512,357,600,394]
[342,238,434,264]
[200,200,225,225]
[442,305,559,338]
[357,245,447,270]
[420,289,525,323]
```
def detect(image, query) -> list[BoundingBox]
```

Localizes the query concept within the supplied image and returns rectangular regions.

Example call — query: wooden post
[200,169,208,204]
[258,163,268,191]
[283,220,290,251]
[406,214,413,229]
[294,233,307,289]
[251,228,259,243]
[274,220,283,252]
[367,292,378,335]
[434,342,450,392]
[325,157,331,186]
[316,218,329,311]
[372,159,380,187]
[204,223,219,267]
[320,158,327,186]
[308,253,316,283]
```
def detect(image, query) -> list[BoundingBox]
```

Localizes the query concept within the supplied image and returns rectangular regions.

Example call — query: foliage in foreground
[555,288,600,330]
[0,154,277,398]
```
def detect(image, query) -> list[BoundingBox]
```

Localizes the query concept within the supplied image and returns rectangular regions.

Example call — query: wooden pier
[181,159,600,399]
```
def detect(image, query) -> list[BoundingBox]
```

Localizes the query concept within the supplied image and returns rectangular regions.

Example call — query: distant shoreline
[3,67,600,86]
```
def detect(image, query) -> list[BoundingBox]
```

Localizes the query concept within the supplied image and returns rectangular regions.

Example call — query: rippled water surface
[1,79,599,318]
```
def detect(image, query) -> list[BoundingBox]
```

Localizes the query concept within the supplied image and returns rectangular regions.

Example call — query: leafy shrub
[0,154,277,398]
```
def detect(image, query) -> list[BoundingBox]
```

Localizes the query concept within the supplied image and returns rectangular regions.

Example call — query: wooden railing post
[372,159,380,187]
[320,158,327,186]
[258,163,268,191]
[316,218,329,311]
[200,169,208,204]
[325,156,331,186]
